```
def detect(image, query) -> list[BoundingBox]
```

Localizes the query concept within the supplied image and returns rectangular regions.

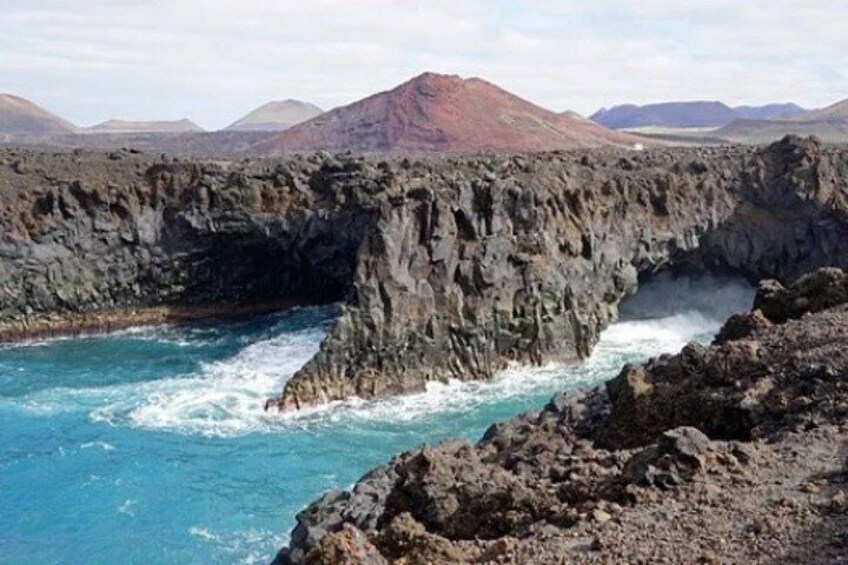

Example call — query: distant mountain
[733,103,805,120]
[716,119,848,144]
[0,94,76,135]
[85,119,204,134]
[254,72,645,154]
[591,102,739,129]
[789,98,848,122]
[225,100,323,132]
[591,101,806,130]
[560,110,588,120]
[716,98,848,144]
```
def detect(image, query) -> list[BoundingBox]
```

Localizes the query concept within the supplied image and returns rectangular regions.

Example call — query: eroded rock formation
[274,267,848,564]
[0,137,846,410]
[277,136,848,409]
[0,149,377,337]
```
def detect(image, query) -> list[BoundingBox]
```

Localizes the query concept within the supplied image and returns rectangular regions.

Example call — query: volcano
[254,73,645,154]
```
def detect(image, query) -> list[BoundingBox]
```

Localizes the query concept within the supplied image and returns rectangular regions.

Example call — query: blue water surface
[0,277,753,564]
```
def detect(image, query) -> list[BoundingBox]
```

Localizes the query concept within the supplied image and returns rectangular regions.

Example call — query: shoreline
[0,297,325,343]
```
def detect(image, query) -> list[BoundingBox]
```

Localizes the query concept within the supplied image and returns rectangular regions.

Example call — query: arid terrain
[276,267,848,564]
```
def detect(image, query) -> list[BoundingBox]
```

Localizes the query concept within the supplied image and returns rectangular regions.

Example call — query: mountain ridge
[592,100,806,129]
[84,118,204,134]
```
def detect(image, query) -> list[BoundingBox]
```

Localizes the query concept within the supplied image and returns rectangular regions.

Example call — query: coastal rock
[303,524,387,565]
[277,137,848,410]
[753,267,848,323]
[278,267,848,563]
[0,137,846,412]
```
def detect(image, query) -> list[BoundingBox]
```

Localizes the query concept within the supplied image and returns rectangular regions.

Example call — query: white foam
[117,499,137,516]
[275,307,728,429]
[79,305,723,437]
[9,278,747,438]
[189,527,220,541]
[80,441,116,451]
[115,325,327,437]
[598,310,721,354]
[189,526,286,565]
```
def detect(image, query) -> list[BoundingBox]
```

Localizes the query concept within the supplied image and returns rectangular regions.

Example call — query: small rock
[592,509,612,524]
[659,427,711,469]
[801,482,821,494]
[829,491,848,513]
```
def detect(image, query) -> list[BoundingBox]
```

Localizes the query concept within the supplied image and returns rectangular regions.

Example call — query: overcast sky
[2,0,846,130]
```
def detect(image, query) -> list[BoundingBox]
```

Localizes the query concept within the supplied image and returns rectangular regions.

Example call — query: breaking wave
[13,274,754,438]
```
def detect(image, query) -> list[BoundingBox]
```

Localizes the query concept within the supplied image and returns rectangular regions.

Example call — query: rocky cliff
[274,267,848,564]
[276,136,848,410]
[0,148,377,337]
[0,137,846,411]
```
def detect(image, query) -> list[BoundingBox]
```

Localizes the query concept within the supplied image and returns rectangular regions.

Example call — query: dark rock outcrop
[277,135,848,410]
[276,267,848,563]
[0,149,378,337]
[0,137,846,412]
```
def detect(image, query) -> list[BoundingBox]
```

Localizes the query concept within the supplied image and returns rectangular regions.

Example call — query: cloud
[0,0,845,128]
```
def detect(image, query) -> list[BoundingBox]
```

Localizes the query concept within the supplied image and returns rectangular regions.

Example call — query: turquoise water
[0,277,753,564]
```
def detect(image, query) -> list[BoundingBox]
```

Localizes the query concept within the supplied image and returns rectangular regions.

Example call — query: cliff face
[0,149,377,336]
[274,267,848,564]
[277,136,848,410]
[0,137,846,410]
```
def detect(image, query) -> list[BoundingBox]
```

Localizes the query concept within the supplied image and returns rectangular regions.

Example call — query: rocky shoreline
[274,267,848,564]
[268,135,848,410]
[1,138,846,563]
[1,138,846,413]
[0,297,312,342]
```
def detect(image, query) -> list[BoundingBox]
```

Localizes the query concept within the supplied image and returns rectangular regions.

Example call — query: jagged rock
[275,490,351,565]
[607,364,653,408]
[375,513,477,563]
[279,268,848,564]
[714,309,772,343]
[1,138,847,411]
[754,268,848,323]
[304,524,387,565]
[659,427,711,467]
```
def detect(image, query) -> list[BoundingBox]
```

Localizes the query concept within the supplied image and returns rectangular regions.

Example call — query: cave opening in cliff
[619,259,756,328]
[174,231,360,312]
[619,269,755,325]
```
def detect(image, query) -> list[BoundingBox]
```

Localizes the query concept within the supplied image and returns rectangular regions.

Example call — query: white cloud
[0,0,845,128]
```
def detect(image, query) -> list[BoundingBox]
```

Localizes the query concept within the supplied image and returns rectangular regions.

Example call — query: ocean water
[0,276,753,564]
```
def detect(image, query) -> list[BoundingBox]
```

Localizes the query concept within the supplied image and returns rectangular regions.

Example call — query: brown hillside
[255,73,646,154]
[0,94,75,135]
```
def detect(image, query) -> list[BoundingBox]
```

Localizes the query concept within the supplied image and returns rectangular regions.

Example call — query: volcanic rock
[0,137,846,413]
[277,267,848,563]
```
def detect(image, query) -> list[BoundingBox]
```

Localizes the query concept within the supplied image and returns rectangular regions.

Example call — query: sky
[1,0,846,130]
